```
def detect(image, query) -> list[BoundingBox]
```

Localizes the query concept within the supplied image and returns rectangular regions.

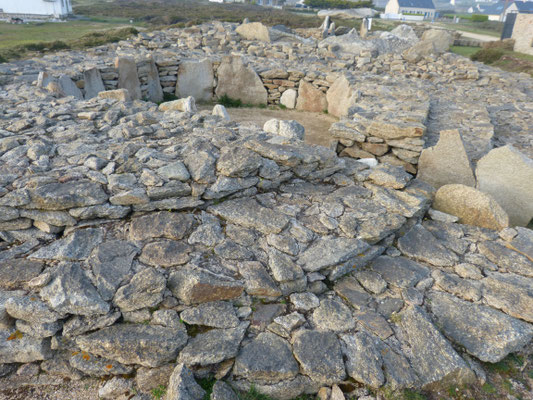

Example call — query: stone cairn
[0,20,533,400]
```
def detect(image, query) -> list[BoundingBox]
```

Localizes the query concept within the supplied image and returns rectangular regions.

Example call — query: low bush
[471,14,489,22]
[470,47,504,64]
[304,0,373,9]
[482,38,515,51]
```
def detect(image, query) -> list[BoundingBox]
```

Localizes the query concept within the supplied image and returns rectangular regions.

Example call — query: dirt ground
[201,106,338,147]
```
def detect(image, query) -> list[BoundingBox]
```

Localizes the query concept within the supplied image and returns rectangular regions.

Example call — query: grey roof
[398,0,435,9]
[513,1,533,13]
[476,3,505,15]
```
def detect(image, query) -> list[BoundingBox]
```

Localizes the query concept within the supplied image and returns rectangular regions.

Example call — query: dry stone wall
[1,20,533,400]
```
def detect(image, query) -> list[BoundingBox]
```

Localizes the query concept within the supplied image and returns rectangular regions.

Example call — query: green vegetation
[198,377,217,400]
[74,0,320,28]
[151,385,167,400]
[471,48,505,64]
[379,387,427,400]
[304,0,373,9]
[436,19,503,37]
[0,25,138,62]
[216,94,267,109]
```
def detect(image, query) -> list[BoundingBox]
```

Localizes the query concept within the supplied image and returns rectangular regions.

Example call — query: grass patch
[450,45,479,58]
[74,0,320,29]
[239,386,275,400]
[0,26,138,63]
[151,385,166,400]
[216,94,267,109]
[198,377,217,400]
[471,48,504,64]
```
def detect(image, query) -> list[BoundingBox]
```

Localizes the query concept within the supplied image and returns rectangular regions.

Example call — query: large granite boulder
[326,75,358,118]
[236,22,271,42]
[417,129,476,189]
[433,184,509,230]
[296,81,328,113]
[176,58,214,102]
[476,145,533,226]
[215,56,267,105]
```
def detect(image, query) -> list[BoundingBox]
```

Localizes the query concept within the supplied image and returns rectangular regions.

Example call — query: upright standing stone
[215,56,267,105]
[145,57,164,104]
[176,58,213,102]
[296,81,328,113]
[326,75,358,118]
[235,22,271,42]
[115,57,142,100]
[58,75,83,100]
[83,68,105,99]
[476,145,533,226]
[417,130,476,189]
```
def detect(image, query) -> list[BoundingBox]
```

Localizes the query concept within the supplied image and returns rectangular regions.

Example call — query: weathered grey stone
[76,323,188,367]
[211,381,238,400]
[397,224,458,267]
[0,329,52,363]
[354,310,393,340]
[129,212,194,241]
[209,198,290,234]
[280,89,297,109]
[0,290,25,329]
[168,266,243,305]
[417,130,476,189]
[233,331,299,383]
[268,248,304,283]
[139,240,191,267]
[176,58,214,102]
[157,161,191,181]
[432,270,481,302]
[179,323,247,366]
[292,330,346,385]
[28,181,108,211]
[70,352,134,377]
[478,240,533,277]
[145,57,164,103]
[166,363,206,400]
[482,272,533,323]
[476,145,533,227]
[39,262,110,316]
[58,75,83,100]
[0,259,44,290]
[398,306,475,388]
[298,236,369,272]
[296,81,328,113]
[180,301,239,328]
[289,292,320,312]
[98,376,133,399]
[89,240,138,301]
[116,57,142,100]
[333,276,372,310]
[83,67,105,99]
[239,261,282,298]
[98,89,131,102]
[310,298,355,332]
[215,56,267,105]
[341,332,384,388]
[135,364,175,393]
[5,296,61,324]
[433,184,509,231]
[114,268,166,312]
[236,22,271,42]
[62,312,121,337]
[217,146,263,178]
[368,164,411,189]
[31,228,104,261]
[327,75,358,118]
[428,291,533,363]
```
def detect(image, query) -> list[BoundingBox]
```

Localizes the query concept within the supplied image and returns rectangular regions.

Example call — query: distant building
[385,0,436,19]
[504,0,533,20]
[501,8,533,55]
[468,2,506,21]
[0,0,72,19]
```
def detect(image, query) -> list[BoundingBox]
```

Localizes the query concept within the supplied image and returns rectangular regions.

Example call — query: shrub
[470,48,504,64]
[304,0,373,8]
[217,94,243,108]
[482,39,515,51]
[471,14,489,22]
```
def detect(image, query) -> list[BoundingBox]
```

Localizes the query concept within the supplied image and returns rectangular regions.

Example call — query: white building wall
[0,0,71,17]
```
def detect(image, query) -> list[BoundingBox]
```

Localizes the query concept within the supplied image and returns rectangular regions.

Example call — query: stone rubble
[0,18,532,400]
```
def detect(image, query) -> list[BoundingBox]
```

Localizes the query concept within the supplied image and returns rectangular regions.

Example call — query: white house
[0,0,72,18]
[385,0,436,19]
[504,1,533,20]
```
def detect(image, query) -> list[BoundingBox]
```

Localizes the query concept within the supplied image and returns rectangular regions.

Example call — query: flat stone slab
[209,198,290,235]
[428,291,533,363]
[76,323,188,367]
[298,237,369,272]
